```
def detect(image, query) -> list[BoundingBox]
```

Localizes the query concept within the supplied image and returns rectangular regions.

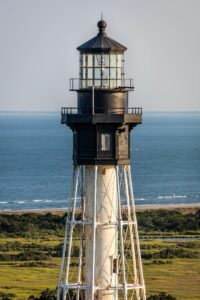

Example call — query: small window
[101,133,111,151]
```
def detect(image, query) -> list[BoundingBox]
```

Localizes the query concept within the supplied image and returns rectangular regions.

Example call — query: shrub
[27,289,56,300]
[152,260,173,265]
[142,246,199,260]
[147,292,176,299]
[0,292,16,300]
[0,251,50,262]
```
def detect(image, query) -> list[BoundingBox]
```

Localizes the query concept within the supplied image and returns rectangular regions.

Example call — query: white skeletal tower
[58,19,146,300]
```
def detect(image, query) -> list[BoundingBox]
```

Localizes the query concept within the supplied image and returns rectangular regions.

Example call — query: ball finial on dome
[97,19,107,34]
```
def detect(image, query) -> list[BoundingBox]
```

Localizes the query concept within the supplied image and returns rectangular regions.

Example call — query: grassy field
[0,211,199,300]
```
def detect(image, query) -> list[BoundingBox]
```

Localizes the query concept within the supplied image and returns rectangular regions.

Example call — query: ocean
[0,112,200,211]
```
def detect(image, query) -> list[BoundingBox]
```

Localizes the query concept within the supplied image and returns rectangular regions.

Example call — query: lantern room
[76,20,130,90]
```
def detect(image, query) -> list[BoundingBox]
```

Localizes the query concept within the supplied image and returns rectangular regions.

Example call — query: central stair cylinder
[85,166,118,299]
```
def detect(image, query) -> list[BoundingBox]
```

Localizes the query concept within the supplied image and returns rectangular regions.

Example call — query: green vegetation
[0,292,16,300]
[1,210,200,238]
[0,213,66,238]
[27,289,56,300]
[0,210,199,299]
[147,292,176,300]
[26,289,177,300]
[137,210,200,232]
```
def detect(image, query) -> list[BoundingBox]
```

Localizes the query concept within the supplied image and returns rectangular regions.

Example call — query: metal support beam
[116,166,127,300]
[91,165,97,299]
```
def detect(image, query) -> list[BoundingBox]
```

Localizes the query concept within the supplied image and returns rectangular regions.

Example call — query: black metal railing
[69,78,134,91]
[61,107,142,115]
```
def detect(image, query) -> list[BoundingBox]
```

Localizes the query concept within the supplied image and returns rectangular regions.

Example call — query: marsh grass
[0,237,199,299]
[0,211,199,299]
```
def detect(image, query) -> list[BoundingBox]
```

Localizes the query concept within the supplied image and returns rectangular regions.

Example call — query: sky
[0,0,200,112]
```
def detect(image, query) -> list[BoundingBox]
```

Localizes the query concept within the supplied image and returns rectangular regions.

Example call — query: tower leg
[127,166,146,299]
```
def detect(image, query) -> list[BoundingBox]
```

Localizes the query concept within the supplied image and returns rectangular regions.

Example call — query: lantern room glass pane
[82,55,86,67]
[82,68,86,79]
[110,68,117,79]
[87,55,93,67]
[110,54,117,67]
[94,55,101,67]
[87,68,93,79]
[81,80,86,88]
[110,79,117,89]
[117,68,122,79]
[117,54,122,68]
[94,79,101,87]
[87,79,93,87]
[102,68,109,79]
[117,79,122,87]
[95,68,101,79]
[102,79,109,88]
[103,54,109,67]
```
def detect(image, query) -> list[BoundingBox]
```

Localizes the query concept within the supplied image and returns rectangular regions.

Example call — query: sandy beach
[1,203,200,215]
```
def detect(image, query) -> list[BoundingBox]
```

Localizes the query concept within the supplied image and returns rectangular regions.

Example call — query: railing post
[92,86,94,115]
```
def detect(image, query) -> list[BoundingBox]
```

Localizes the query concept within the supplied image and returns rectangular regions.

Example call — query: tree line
[0,210,199,237]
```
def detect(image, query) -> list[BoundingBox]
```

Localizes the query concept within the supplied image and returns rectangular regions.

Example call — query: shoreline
[0,203,200,215]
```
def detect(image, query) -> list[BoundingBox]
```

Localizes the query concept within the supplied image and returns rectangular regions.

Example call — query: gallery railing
[61,107,142,115]
[69,78,134,91]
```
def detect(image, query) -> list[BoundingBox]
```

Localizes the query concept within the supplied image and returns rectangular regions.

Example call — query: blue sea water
[0,112,200,211]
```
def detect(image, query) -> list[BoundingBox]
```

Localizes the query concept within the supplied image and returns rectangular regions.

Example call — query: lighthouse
[58,19,146,300]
